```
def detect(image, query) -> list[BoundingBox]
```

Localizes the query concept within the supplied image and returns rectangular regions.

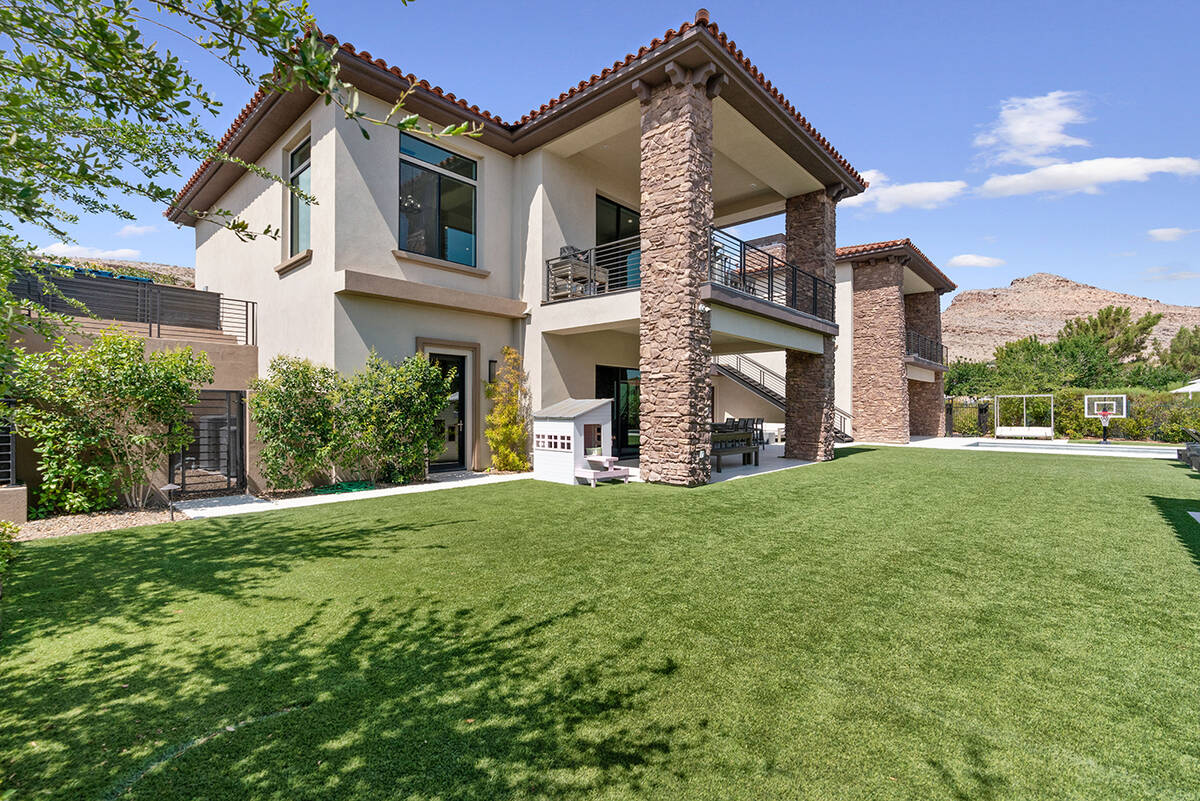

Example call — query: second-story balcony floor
[543,226,836,335]
[905,329,949,370]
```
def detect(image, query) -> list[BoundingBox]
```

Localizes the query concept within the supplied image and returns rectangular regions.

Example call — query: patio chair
[753,418,765,448]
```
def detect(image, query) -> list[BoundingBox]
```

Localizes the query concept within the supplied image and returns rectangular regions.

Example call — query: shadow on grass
[0,600,699,799]
[1147,496,1200,568]
[0,508,474,648]
[928,735,1010,801]
[832,446,878,460]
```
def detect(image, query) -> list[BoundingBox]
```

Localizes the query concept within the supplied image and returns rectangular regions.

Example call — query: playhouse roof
[533,398,612,420]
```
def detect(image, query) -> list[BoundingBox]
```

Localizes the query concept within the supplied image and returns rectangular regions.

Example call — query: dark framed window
[288,139,311,257]
[596,195,639,246]
[399,133,477,266]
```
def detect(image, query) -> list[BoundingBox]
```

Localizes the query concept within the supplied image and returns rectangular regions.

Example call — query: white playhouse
[532,398,631,487]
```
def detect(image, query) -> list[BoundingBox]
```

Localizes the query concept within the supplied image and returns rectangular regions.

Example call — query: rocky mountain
[942,273,1200,362]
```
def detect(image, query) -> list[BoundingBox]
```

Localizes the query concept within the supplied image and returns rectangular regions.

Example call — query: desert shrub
[952,413,980,437]
[248,355,340,491]
[6,330,213,512]
[484,346,531,472]
[334,352,453,483]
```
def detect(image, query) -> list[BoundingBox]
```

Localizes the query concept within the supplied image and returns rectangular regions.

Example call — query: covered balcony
[544,227,835,325]
[905,329,948,370]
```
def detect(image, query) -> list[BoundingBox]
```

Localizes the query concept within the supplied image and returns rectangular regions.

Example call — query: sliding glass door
[596,365,640,458]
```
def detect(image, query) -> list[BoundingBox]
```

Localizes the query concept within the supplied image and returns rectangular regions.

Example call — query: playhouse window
[535,433,572,451]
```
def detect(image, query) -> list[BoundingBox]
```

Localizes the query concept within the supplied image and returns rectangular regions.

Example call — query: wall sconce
[488,359,498,383]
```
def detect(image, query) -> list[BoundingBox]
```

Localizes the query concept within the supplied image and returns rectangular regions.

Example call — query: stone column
[851,258,909,443]
[635,62,722,486]
[908,378,945,437]
[904,290,946,436]
[784,190,838,461]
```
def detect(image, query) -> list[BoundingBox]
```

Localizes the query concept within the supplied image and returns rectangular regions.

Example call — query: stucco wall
[334,95,518,301]
[194,97,339,373]
[332,295,518,471]
[712,374,784,423]
[833,262,854,422]
[539,330,639,407]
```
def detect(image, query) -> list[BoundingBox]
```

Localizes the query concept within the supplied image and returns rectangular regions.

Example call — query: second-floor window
[399,133,477,267]
[288,139,311,257]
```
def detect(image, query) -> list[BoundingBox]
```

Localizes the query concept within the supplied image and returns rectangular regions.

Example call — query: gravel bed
[16,508,179,541]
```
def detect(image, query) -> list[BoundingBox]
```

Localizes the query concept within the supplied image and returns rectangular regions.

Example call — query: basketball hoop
[1099,410,1113,443]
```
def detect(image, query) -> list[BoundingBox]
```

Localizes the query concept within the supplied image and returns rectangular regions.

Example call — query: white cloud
[115,223,156,238]
[947,254,1006,268]
[978,157,1200,197]
[1148,227,1197,242]
[1143,265,1200,282]
[40,243,141,259]
[840,169,968,213]
[974,90,1089,167]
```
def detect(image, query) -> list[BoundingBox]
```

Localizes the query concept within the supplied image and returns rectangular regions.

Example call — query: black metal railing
[542,228,837,324]
[707,228,835,323]
[12,270,257,345]
[906,329,948,366]
[170,390,247,496]
[713,354,786,401]
[0,416,14,486]
[543,235,641,302]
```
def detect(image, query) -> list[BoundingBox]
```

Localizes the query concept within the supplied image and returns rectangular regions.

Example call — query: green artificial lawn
[2,446,1199,800]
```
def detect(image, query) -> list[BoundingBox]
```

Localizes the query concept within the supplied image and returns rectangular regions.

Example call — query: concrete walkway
[840,436,1178,460]
[177,471,529,519]
[618,442,815,482]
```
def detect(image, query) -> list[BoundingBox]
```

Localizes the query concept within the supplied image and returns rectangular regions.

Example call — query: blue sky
[33,0,1200,305]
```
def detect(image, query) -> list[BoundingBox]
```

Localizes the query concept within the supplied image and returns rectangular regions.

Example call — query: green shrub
[333,352,454,484]
[251,353,455,491]
[5,330,213,512]
[1049,388,1200,441]
[485,346,531,472]
[248,356,340,492]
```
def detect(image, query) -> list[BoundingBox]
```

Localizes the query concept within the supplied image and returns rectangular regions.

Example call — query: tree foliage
[1156,324,1200,378]
[1057,305,1161,362]
[5,330,214,512]
[484,346,531,472]
[0,0,473,389]
[948,305,1185,397]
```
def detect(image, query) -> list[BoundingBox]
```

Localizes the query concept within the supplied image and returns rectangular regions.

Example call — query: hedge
[951,389,1200,442]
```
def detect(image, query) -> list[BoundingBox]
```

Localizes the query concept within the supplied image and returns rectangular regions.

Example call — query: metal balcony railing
[544,235,641,302]
[707,228,835,323]
[542,228,837,324]
[906,329,948,366]
[12,269,257,345]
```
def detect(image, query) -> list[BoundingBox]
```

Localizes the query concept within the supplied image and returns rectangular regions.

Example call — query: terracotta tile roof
[836,239,918,260]
[512,9,864,187]
[169,10,864,216]
[836,238,956,291]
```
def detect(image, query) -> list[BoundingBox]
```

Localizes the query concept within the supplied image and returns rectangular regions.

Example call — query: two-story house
[168,10,868,487]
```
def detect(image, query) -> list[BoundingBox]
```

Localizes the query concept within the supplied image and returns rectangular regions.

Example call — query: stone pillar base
[908,376,946,437]
[784,340,836,461]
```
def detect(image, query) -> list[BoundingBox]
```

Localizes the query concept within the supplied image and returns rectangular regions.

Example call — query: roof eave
[508,27,865,193]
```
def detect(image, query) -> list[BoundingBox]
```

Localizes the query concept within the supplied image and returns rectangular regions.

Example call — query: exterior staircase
[713,353,853,442]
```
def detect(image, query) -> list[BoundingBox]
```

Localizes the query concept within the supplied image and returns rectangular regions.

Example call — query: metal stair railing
[713,354,786,402]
